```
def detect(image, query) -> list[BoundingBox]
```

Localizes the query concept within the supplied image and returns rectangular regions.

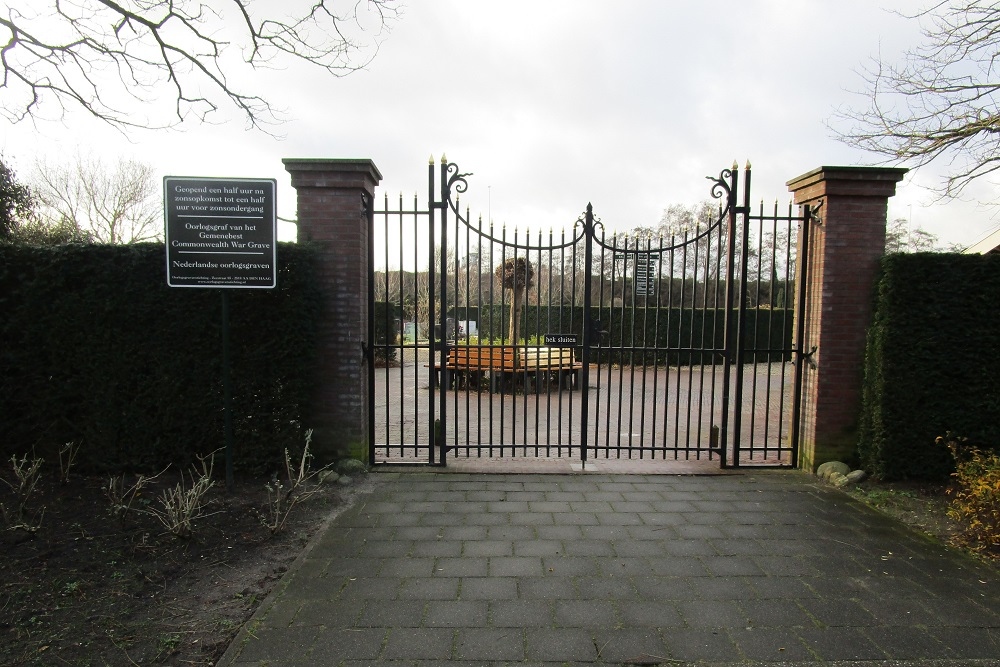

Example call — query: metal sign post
[164,177,277,490]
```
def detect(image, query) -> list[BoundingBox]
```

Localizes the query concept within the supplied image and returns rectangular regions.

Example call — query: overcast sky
[2,0,998,248]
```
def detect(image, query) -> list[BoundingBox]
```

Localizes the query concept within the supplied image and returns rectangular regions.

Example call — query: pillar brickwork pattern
[283,159,382,462]
[787,166,907,471]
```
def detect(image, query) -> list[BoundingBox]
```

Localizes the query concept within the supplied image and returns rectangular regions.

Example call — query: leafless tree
[32,152,160,244]
[0,0,398,132]
[885,217,942,253]
[836,1,1000,197]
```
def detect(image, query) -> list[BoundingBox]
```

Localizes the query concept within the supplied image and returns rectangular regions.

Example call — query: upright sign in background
[165,177,277,288]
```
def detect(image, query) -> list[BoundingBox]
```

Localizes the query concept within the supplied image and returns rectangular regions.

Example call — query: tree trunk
[509,287,523,359]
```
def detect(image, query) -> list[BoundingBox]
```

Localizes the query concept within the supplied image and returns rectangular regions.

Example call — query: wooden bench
[428,345,582,392]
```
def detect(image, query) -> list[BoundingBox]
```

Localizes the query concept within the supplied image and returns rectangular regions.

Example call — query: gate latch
[588,319,609,344]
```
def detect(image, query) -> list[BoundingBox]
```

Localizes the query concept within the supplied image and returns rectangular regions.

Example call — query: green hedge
[467,305,793,365]
[858,252,1000,481]
[0,242,321,474]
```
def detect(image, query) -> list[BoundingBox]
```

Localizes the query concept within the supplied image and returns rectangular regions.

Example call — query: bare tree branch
[0,0,398,133]
[32,151,161,244]
[834,1,1000,198]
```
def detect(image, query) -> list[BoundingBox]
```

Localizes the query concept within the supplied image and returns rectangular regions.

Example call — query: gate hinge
[797,346,818,369]
[808,200,824,225]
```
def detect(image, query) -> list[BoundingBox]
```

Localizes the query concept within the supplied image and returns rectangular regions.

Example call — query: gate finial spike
[428,154,435,165]
[732,160,738,170]
[746,160,752,170]
[441,153,448,164]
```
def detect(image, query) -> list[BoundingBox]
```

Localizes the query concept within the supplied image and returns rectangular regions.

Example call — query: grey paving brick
[232,626,319,662]
[391,526,443,541]
[632,576,692,600]
[561,538,616,557]
[380,556,436,577]
[454,627,525,661]
[485,524,536,540]
[489,556,544,577]
[512,539,563,556]
[864,625,956,660]
[575,576,638,600]
[524,627,597,661]
[459,576,518,600]
[357,600,426,627]
[306,627,386,662]
[676,599,750,627]
[797,597,879,627]
[686,576,758,601]
[796,626,888,661]
[490,599,553,627]
[434,556,488,577]
[383,626,454,661]
[700,555,768,576]
[540,555,600,577]
[554,599,617,627]
[534,524,586,539]
[518,575,577,599]
[409,539,463,557]
[510,511,555,525]
[398,577,460,600]
[661,627,743,662]
[337,576,401,601]
[424,599,489,627]
[463,540,513,557]
[740,599,813,627]
[728,626,815,661]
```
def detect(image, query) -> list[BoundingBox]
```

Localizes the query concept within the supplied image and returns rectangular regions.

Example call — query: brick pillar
[786,166,906,471]
[283,159,382,463]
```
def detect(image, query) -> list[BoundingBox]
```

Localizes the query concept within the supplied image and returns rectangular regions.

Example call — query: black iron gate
[369,159,811,469]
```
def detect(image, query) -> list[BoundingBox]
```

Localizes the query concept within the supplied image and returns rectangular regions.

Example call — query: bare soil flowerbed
[0,472,368,667]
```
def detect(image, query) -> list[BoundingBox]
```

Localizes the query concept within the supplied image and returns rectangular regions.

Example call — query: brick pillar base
[283,159,382,463]
[787,166,906,471]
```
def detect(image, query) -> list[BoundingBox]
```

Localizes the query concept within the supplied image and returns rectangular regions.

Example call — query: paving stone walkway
[218,470,1000,666]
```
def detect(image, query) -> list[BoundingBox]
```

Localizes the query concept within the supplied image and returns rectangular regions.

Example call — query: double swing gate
[369,159,811,469]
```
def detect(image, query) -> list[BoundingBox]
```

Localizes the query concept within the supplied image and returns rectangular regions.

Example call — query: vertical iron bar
[789,203,812,470]
[673,228,688,456]
[719,165,740,469]
[411,194,420,459]
[709,201,725,460]
[662,238,676,457]
[685,224,699,457]
[731,164,753,468]
[438,158,449,466]
[650,241,664,457]
[366,192,377,468]
[579,204,594,467]
[427,159,439,465]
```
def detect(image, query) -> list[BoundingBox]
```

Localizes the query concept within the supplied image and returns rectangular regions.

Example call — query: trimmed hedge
[858,252,1000,481]
[470,305,794,365]
[0,242,321,474]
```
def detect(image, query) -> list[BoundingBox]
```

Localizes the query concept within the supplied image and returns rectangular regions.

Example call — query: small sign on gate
[544,333,579,347]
